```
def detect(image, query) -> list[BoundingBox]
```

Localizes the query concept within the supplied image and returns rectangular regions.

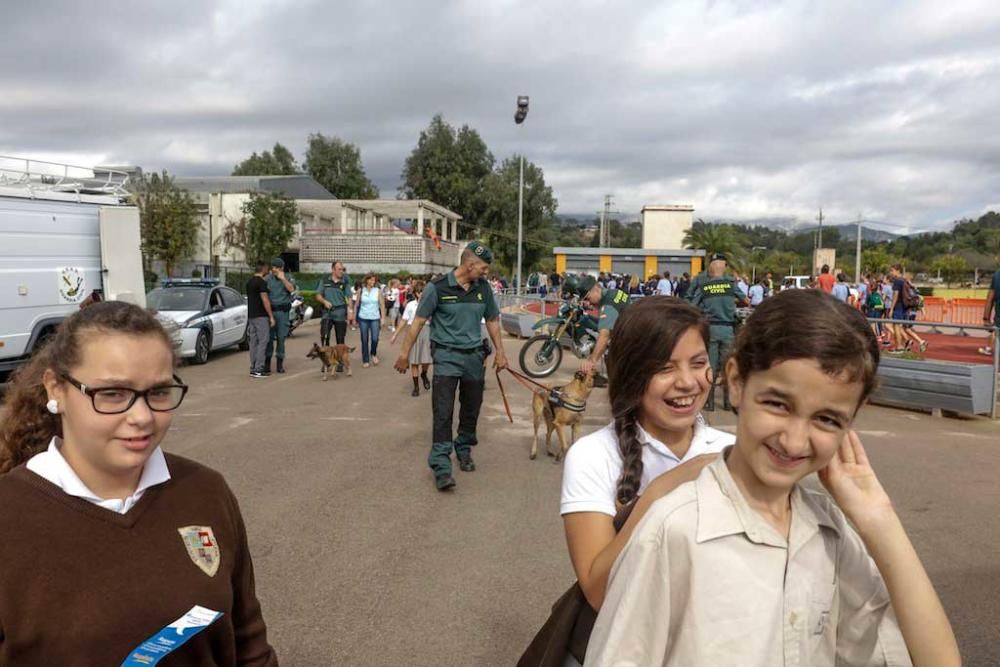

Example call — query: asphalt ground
[6,319,999,665]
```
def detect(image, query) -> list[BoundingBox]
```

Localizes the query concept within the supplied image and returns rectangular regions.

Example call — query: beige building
[641,204,694,250]
[169,176,464,279]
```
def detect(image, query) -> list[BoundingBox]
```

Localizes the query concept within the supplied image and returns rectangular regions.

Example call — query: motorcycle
[287,292,314,336]
[518,297,599,378]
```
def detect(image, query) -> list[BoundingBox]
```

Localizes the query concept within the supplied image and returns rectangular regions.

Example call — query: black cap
[709,252,728,263]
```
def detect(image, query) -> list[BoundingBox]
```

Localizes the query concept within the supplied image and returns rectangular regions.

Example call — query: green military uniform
[317,273,351,347]
[265,261,296,369]
[690,274,746,410]
[596,287,630,332]
[417,243,500,485]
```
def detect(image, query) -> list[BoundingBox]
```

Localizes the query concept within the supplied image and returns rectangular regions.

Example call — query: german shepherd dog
[307,343,355,381]
[531,369,596,463]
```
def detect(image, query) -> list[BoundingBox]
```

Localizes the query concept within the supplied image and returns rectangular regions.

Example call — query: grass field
[929,287,991,299]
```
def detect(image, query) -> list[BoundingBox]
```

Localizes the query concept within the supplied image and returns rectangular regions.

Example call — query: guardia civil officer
[264,257,296,374]
[316,261,353,347]
[688,252,748,411]
[578,274,630,385]
[394,242,508,491]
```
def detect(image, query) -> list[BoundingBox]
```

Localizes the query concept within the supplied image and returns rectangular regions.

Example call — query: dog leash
[495,367,588,423]
[495,368,514,423]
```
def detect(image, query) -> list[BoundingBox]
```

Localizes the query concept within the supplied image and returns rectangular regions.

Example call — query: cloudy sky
[3,0,999,232]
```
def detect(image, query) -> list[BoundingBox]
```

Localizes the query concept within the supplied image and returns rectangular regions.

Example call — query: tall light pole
[855,213,863,284]
[514,96,529,294]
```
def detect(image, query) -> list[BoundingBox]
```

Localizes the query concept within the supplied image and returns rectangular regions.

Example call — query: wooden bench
[870,357,995,416]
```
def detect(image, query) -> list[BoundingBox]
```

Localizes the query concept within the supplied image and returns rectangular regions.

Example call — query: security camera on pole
[514,95,529,294]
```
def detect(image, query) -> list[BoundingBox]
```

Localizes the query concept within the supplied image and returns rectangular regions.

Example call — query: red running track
[518,301,995,366]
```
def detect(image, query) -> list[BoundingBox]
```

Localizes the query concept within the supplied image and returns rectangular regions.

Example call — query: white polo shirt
[561,417,734,517]
[26,437,171,514]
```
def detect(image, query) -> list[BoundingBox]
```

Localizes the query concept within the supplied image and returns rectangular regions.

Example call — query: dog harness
[547,386,587,413]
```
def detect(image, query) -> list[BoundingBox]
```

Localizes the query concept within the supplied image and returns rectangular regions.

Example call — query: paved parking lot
[12,318,1000,665]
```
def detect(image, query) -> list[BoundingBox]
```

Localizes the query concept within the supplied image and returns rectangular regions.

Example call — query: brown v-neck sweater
[0,453,278,666]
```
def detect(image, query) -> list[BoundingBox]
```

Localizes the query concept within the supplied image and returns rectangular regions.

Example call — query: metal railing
[868,317,998,419]
[0,155,131,201]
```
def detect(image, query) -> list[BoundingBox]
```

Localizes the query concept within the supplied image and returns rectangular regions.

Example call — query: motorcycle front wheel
[519,334,563,378]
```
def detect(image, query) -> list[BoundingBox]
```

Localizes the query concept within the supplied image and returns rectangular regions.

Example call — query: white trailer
[0,156,146,373]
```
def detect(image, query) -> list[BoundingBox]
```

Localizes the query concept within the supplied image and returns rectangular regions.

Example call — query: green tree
[303,133,379,199]
[930,254,970,287]
[400,114,494,231]
[478,155,557,274]
[232,142,298,175]
[133,171,201,277]
[683,220,747,269]
[861,246,900,275]
[219,192,298,267]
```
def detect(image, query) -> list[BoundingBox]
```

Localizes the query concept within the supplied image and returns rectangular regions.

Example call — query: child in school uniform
[585,289,959,667]
[0,301,277,666]
[391,279,432,396]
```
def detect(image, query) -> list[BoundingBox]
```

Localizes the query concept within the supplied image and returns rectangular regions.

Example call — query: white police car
[147,279,249,364]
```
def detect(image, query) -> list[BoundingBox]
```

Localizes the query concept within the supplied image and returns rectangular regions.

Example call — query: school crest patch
[178,526,220,577]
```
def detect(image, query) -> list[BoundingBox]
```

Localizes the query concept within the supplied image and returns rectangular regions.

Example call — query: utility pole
[816,207,824,248]
[597,194,617,247]
[855,213,862,284]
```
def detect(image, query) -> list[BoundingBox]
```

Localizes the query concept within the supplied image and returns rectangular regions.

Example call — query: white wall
[641,206,694,250]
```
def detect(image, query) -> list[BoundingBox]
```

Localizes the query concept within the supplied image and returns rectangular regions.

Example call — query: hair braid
[614,411,644,510]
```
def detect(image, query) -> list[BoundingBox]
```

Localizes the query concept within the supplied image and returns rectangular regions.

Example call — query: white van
[0,156,145,374]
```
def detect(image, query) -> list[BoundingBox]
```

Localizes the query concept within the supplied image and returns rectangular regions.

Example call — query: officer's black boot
[263,357,272,376]
[705,384,716,412]
[276,358,285,374]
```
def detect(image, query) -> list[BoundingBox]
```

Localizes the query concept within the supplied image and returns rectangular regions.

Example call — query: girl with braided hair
[0,301,277,665]
[560,298,734,646]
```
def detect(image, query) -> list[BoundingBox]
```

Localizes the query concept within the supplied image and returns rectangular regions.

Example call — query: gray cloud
[2,0,999,232]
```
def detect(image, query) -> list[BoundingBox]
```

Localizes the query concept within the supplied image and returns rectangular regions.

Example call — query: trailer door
[99,206,147,307]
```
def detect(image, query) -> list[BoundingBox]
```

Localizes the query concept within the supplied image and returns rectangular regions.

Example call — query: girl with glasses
[0,301,277,666]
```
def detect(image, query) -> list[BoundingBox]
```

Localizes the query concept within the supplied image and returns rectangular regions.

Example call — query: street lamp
[751,246,767,282]
[514,96,529,294]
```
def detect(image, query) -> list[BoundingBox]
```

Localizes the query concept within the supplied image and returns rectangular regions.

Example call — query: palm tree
[683,220,747,270]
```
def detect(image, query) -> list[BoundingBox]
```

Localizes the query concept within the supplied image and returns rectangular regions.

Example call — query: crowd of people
[1,241,988,665]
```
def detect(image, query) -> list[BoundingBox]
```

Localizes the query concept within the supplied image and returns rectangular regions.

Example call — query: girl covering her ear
[0,301,277,666]
[586,289,959,666]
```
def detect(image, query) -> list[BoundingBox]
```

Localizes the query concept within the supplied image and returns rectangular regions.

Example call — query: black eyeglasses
[61,374,189,415]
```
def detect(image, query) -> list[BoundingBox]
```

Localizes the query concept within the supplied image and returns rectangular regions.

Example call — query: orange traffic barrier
[916,296,948,324]
[947,298,987,326]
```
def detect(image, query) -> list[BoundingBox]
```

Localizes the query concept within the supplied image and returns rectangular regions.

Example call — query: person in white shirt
[655,272,673,296]
[585,290,959,667]
[558,297,734,665]
[748,277,766,306]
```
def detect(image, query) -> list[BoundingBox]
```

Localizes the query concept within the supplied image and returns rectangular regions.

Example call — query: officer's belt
[271,303,291,312]
[432,342,481,353]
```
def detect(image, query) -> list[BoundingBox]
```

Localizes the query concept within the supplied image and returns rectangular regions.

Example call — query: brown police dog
[531,369,596,463]
[307,342,355,381]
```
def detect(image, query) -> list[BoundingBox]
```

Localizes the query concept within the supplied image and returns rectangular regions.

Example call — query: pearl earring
[46,399,59,415]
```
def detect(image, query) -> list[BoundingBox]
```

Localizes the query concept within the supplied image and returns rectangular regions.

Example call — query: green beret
[579,275,597,294]
[271,257,285,269]
[465,241,493,263]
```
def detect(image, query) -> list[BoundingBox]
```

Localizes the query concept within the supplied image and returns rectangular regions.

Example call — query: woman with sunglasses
[0,301,277,666]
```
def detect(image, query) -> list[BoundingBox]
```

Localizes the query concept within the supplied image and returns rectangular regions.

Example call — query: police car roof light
[161,278,220,288]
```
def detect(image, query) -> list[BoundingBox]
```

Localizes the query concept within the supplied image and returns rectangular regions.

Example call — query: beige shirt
[585,452,911,667]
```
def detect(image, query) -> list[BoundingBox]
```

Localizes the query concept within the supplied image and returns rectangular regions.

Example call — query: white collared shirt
[585,453,910,666]
[560,417,734,517]
[26,437,171,514]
